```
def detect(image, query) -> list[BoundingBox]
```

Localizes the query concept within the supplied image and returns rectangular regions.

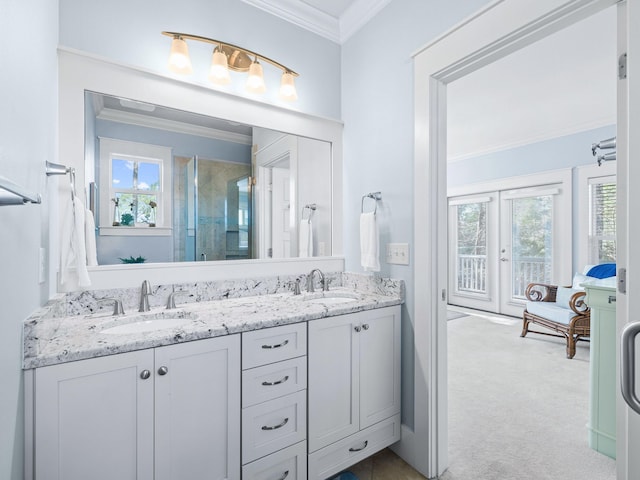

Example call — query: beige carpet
[442,312,616,480]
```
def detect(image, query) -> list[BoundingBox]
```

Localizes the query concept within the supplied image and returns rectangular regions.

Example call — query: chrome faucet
[307,269,329,293]
[166,290,188,309]
[139,280,152,312]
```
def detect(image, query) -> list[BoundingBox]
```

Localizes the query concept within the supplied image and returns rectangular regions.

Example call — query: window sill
[99,226,172,237]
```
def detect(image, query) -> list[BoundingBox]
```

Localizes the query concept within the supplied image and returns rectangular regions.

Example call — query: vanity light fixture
[162,31,299,101]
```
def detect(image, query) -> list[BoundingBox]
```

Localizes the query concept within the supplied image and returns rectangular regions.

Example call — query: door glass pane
[589,181,616,263]
[511,195,552,299]
[455,202,487,294]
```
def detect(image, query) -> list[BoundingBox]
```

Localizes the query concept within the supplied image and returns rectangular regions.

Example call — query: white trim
[447,195,492,206]
[339,0,393,42]
[240,0,340,43]
[99,226,172,237]
[576,161,616,269]
[447,117,615,162]
[448,168,572,198]
[97,108,252,145]
[411,1,618,477]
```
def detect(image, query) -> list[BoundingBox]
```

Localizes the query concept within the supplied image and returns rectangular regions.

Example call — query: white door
[617,1,640,477]
[448,193,499,312]
[155,336,241,480]
[34,350,155,480]
[271,167,291,258]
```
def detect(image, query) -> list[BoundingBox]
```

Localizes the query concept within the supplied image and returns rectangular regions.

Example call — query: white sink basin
[304,296,358,305]
[302,292,359,305]
[101,317,192,335]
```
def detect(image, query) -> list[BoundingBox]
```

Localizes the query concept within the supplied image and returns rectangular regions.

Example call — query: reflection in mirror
[85,91,332,265]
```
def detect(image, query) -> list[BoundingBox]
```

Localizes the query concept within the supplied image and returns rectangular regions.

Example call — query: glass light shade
[245,61,266,94]
[279,72,298,101]
[209,49,231,85]
[168,36,193,75]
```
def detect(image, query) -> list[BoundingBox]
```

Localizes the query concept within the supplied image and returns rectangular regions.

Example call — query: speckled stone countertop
[24,272,404,369]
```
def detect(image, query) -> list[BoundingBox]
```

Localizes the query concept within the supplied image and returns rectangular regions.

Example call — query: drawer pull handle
[609,295,617,303]
[362,323,369,330]
[278,470,290,480]
[261,417,289,431]
[140,369,151,380]
[262,375,289,386]
[348,440,368,452]
[261,339,289,349]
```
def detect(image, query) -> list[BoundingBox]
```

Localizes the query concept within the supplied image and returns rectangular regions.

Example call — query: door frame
[406,0,627,477]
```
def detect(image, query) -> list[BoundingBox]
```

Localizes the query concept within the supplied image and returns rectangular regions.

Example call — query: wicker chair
[521,282,590,359]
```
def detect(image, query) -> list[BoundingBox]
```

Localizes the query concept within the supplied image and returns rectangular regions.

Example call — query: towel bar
[0,176,41,205]
[361,192,382,214]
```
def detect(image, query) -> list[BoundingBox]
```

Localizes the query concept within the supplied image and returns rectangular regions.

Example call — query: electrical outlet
[386,243,410,265]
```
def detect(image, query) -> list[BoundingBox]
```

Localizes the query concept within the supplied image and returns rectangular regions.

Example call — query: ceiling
[447,6,617,161]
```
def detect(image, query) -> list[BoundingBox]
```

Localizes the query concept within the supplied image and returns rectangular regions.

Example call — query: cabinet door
[359,306,401,429]
[308,315,359,452]
[154,335,241,480]
[35,350,154,480]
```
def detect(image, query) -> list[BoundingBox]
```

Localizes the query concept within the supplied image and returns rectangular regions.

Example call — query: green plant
[120,212,134,226]
[119,255,146,264]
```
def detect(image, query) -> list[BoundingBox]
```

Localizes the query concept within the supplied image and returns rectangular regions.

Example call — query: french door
[449,181,571,317]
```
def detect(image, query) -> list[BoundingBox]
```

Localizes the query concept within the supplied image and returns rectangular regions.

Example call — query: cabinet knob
[158,366,169,376]
[362,324,369,330]
[140,369,151,380]
[354,326,361,333]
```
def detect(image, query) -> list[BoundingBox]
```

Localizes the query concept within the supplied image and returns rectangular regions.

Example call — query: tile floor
[344,448,427,480]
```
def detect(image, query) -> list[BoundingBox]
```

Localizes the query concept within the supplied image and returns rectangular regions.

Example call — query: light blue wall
[0,2,59,479]
[59,0,341,119]
[342,0,494,430]
[448,125,617,188]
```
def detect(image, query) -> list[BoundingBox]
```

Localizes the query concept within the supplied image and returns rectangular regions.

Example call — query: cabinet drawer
[242,390,307,464]
[242,440,307,480]
[308,414,401,480]
[243,356,307,408]
[243,323,307,369]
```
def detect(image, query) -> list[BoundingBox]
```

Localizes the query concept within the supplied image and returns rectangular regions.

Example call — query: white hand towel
[60,194,91,287]
[85,209,98,266]
[360,212,380,272]
[298,220,313,257]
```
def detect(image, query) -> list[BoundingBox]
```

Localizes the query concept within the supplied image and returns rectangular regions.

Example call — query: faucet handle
[98,297,125,316]
[166,290,189,309]
[293,278,301,296]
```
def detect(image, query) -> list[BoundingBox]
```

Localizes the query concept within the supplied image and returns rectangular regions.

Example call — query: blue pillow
[586,263,616,279]
[330,472,358,480]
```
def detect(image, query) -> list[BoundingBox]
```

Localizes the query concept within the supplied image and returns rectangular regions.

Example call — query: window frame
[98,137,172,236]
[577,161,616,268]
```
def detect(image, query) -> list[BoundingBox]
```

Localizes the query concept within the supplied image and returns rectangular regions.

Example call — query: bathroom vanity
[23,273,403,480]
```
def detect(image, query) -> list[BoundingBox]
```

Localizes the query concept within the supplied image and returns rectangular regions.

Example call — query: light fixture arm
[161,31,298,77]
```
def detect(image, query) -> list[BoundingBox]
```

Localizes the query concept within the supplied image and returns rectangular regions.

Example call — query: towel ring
[302,203,316,224]
[361,192,382,214]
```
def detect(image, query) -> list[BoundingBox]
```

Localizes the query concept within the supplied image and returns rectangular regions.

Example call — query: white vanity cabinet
[30,335,240,480]
[241,323,308,480]
[307,306,401,480]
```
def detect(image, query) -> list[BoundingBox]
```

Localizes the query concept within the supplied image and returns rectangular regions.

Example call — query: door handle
[500,258,509,262]
[621,322,640,415]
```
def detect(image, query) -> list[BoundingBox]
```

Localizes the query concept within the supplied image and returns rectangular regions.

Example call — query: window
[588,176,616,263]
[578,162,616,267]
[99,138,172,235]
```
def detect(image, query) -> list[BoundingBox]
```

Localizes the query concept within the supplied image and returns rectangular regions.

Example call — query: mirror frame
[57,48,344,291]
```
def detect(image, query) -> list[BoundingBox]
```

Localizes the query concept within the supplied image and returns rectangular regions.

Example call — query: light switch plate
[386,243,410,265]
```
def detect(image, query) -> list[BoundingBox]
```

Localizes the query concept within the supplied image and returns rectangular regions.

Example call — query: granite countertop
[24,286,402,369]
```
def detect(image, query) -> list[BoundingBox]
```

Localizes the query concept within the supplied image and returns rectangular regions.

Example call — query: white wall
[58,0,342,119]
[0,1,59,479]
[341,0,494,430]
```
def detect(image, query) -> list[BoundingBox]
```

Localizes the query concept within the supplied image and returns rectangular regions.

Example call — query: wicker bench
[521,282,590,359]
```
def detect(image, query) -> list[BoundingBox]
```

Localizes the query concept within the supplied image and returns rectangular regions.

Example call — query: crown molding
[240,0,392,43]
[340,0,392,42]
[96,108,253,145]
[241,0,340,43]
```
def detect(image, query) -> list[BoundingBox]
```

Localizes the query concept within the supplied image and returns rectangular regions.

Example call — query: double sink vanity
[23,271,403,480]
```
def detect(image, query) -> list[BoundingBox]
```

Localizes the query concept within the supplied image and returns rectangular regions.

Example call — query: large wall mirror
[85,91,332,265]
[57,49,343,290]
